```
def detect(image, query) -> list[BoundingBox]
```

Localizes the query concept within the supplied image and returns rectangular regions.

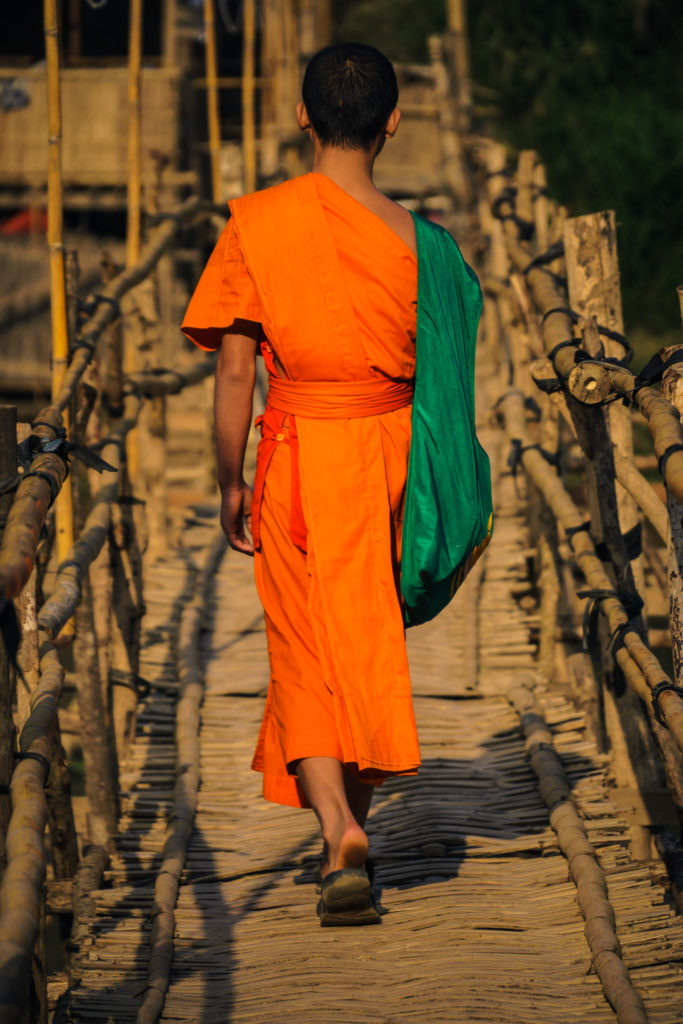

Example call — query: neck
[311,143,378,194]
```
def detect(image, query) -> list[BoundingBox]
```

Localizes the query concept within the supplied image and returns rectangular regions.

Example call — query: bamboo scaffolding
[203,0,222,203]
[136,532,226,1024]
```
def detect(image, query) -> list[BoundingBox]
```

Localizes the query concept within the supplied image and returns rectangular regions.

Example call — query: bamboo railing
[428,30,683,1022]
[0,195,222,1021]
[448,83,683,858]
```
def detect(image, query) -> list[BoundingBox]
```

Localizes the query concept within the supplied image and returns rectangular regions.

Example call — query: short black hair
[301,43,399,151]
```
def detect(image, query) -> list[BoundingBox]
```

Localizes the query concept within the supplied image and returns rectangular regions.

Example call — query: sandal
[317,867,381,926]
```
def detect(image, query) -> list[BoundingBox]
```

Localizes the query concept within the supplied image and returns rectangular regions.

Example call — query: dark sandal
[317,868,381,926]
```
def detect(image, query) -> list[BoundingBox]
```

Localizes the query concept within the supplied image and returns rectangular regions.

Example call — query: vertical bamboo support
[564,213,643,594]
[282,0,300,178]
[0,406,18,876]
[242,0,257,193]
[259,0,277,177]
[74,575,119,846]
[67,0,82,60]
[447,0,472,133]
[533,160,549,254]
[162,0,177,67]
[126,0,143,269]
[663,347,683,691]
[203,0,222,203]
[44,0,74,582]
[564,213,660,860]
[126,0,143,485]
[429,35,471,216]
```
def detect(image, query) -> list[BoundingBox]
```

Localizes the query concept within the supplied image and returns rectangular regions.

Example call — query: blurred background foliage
[333,0,683,349]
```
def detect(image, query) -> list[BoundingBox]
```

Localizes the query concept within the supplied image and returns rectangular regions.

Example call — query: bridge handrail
[0,198,223,1021]
[472,134,683,835]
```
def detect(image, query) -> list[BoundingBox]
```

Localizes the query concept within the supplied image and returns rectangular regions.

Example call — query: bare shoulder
[368,191,417,257]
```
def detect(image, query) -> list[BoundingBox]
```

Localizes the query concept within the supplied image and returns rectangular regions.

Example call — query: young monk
[182,42,483,926]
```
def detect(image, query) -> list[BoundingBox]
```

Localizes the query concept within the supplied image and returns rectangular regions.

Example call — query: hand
[220,482,254,555]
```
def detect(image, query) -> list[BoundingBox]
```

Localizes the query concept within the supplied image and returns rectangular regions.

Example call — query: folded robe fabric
[401,213,493,627]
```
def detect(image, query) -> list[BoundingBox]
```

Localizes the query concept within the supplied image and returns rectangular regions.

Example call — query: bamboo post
[259,0,277,178]
[282,0,300,179]
[446,0,472,133]
[563,212,642,590]
[0,406,18,876]
[162,0,178,67]
[126,0,143,270]
[564,213,664,859]
[242,0,257,193]
[429,36,471,216]
[99,252,124,417]
[126,0,143,485]
[203,0,222,203]
[138,156,169,560]
[662,348,683,692]
[44,0,75,592]
[73,575,119,845]
[109,496,145,765]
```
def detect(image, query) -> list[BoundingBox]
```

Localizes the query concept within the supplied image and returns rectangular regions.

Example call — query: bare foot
[321,820,368,876]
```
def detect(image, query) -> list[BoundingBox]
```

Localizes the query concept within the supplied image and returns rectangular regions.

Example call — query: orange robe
[182,172,420,807]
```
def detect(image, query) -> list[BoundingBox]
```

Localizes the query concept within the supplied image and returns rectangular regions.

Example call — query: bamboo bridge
[1,8,683,1024]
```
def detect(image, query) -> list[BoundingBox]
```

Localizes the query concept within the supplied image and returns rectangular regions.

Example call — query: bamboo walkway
[67,367,683,1023]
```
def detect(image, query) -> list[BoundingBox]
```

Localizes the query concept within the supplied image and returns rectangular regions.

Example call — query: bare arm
[214,321,259,554]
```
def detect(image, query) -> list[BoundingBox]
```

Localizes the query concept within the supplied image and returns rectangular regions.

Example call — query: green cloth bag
[401,213,493,627]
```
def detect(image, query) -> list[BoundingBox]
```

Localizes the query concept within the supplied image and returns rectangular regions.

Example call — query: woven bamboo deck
[67,403,683,1023]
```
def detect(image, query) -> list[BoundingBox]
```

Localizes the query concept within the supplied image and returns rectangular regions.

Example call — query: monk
[183,43,451,926]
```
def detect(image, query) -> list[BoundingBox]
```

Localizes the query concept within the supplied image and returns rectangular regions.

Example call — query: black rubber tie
[14,750,50,784]
[651,681,683,726]
[658,443,683,477]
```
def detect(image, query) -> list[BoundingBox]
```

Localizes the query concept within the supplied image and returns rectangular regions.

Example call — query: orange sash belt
[252,377,413,555]
[266,377,414,418]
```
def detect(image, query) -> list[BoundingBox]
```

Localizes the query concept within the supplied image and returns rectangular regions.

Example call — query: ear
[384,107,401,138]
[296,101,312,132]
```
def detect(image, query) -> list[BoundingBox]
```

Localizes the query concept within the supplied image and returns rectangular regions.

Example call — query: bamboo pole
[126,0,143,270]
[242,0,257,193]
[203,0,222,203]
[44,0,75,590]
[446,0,472,133]
[0,407,17,876]
[0,645,63,1024]
[509,681,649,1024]
[74,574,119,846]
[137,532,226,1024]
[126,0,143,485]
[662,354,683,693]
